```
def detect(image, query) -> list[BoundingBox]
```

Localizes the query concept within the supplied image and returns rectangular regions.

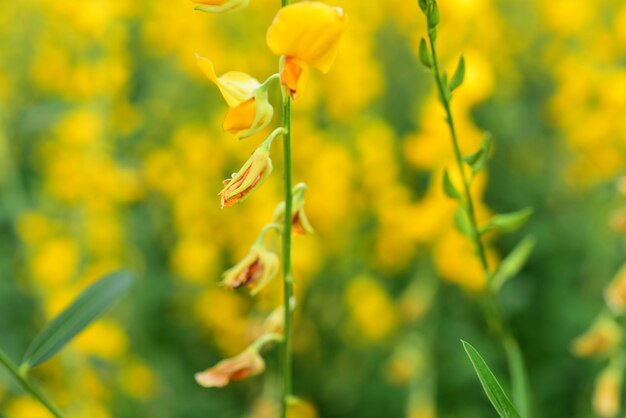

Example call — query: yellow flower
[221,244,279,295]
[195,349,265,388]
[219,143,272,208]
[266,1,347,98]
[191,0,248,13]
[196,54,273,138]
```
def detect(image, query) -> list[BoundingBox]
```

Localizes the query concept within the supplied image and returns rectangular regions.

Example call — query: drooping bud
[604,264,626,315]
[219,142,272,208]
[195,349,265,388]
[571,314,622,358]
[221,244,279,295]
[272,183,314,235]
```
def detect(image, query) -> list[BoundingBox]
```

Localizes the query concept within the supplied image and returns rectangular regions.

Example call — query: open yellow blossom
[196,54,273,138]
[191,0,249,13]
[195,349,265,388]
[219,143,272,208]
[266,1,347,98]
[221,244,279,295]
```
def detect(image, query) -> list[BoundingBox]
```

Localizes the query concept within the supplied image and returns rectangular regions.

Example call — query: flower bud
[221,244,279,295]
[604,263,626,315]
[192,0,249,13]
[219,143,272,208]
[571,314,622,358]
[272,183,314,235]
[593,365,623,418]
[195,349,264,388]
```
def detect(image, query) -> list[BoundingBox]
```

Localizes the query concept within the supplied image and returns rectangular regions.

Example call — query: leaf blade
[21,271,133,369]
[492,236,536,290]
[462,340,522,418]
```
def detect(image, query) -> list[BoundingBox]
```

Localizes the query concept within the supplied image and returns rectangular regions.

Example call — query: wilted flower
[192,0,249,14]
[604,264,626,315]
[195,349,265,388]
[196,54,273,138]
[221,244,279,295]
[593,365,623,418]
[266,1,347,98]
[272,183,314,235]
[220,143,272,208]
[571,314,622,358]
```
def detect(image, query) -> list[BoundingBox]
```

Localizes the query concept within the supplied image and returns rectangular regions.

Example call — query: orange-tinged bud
[605,264,626,315]
[195,349,264,388]
[272,183,314,235]
[571,314,622,358]
[221,244,279,295]
[220,144,272,208]
[593,365,622,418]
[192,0,249,13]
[266,1,347,99]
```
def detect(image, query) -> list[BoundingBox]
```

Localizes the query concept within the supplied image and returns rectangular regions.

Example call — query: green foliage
[462,341,522,418]
[491,236,536,290]
[443,169,461,200]
[21,271,133,370]
[449,56,465,92]
[419,38,433,69]
[481,208,534,235]
[465,133,493,175]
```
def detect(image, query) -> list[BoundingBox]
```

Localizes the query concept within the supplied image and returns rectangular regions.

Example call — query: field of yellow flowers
[1,0,625,417]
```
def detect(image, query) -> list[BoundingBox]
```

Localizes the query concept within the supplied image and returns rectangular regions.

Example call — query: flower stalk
[419,2,531,416]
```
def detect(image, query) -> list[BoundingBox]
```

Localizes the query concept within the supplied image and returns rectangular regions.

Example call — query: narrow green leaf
[419,38,433,69]
[21,271,133,369]
[449,55,465,91]
[418,0,428,12]
[462,341,522,418]
[454,207,473,237]
[427,2,439,28]
[480,207,534,235]
[465,133,493,174]
[491,236,536,290]
[443,169,461,200]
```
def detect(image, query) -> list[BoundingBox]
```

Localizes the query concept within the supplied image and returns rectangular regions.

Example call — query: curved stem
[426,30,531,418]
[0,348,65,418]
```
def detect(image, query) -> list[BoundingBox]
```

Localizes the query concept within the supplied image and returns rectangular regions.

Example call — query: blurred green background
[0,0,625,417]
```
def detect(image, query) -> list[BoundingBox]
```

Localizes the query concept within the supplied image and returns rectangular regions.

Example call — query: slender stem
[0,348,65,418]
[279,0,293,410]
[426,30,531,418]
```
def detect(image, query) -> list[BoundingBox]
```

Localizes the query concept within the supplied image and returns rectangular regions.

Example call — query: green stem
[279,0,293,409]
[426,30,531,418]
[0,348,65,418]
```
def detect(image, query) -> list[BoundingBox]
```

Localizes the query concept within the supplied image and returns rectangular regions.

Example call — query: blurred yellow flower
[593,365,622,418]
[345,275,398,343]
[266,1,347,98]
[571,314,622,358]
[605,264,626,315]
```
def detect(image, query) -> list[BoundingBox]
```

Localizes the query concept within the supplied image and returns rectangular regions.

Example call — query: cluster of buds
[191,0,346,390]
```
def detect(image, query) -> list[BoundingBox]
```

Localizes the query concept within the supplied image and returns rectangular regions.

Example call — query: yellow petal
[223,99,256,134]
[195,54,260,107]
[266,1,347,73]
[280,57,309,99]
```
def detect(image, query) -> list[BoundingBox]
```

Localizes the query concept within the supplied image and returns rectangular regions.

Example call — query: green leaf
[465,133,492,174]
[462,341,522,418]
[443,169,461,200]
[491,236,536,290]
[449,55,465,91]
[21,271,133,369]
[419,38,433,69]
[454,207,473,237]
[480,207,534,235]
[427,2,440,28]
